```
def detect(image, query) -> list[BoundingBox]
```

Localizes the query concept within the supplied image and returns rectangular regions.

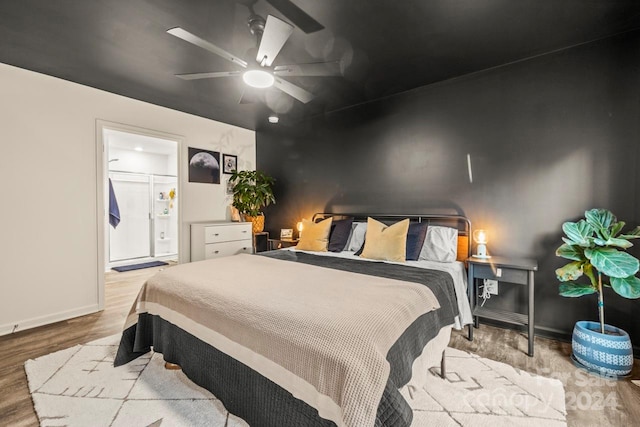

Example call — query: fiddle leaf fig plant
[229,170,275,217]
[556,208,640,333]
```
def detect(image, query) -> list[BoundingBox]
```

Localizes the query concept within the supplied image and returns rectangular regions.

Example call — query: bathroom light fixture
[472,229,491,259]
[242,69,275,88]
[268,114,279,124]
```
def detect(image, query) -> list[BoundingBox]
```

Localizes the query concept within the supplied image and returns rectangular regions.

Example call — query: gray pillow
[346,222,367,251]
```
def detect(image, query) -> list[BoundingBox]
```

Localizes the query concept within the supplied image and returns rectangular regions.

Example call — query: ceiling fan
[167,10,341,104]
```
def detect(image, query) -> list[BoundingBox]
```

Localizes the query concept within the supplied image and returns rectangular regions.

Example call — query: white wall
[0,63,255,335]
[109,147,172,176]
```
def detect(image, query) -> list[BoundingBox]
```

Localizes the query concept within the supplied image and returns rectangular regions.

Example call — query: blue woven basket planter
[571,321,633,378]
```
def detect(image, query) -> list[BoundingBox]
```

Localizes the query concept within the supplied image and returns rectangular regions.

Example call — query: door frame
[95,120,184,310]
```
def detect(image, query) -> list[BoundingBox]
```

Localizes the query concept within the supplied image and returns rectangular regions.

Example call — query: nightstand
[253,232,269,253]
[268,238,299,250]
[467,256,538,356]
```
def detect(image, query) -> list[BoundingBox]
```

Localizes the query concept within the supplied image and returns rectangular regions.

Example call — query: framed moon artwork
[188,147,220,184]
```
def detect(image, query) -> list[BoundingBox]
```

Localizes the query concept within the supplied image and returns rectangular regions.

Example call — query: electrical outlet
[485,279,499,295]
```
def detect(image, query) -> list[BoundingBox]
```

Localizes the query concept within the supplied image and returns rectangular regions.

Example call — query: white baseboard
[0,304,102,337]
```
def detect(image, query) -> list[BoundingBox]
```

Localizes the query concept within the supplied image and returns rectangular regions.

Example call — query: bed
[114,213,473,427]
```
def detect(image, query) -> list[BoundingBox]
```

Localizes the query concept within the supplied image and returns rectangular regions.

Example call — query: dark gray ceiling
[1,0,639,130]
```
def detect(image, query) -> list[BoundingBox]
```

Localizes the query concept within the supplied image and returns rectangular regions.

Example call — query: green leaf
[585,247,640,278]
[610,221,625,237]
[604,237,633,249]
[556,244,585,262]
[559,282,597,297]
[583,263,598,287]
[610,276,640,299]
[556,262,584,282]
[619,226,640,239]
[585,209,616,231]
[562,220,593,246]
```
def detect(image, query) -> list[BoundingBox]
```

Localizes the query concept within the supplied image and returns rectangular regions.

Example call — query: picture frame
[222,153,238,175]
[188,147,220,184]
[280,229,293,239]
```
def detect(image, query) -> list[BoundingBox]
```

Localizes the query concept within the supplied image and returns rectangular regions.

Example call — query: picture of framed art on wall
[222,153,237,174]
[188,147,220,184]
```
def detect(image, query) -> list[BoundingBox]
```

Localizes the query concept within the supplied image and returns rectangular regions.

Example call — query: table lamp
[297,221,303,239]
[472,229,491,259]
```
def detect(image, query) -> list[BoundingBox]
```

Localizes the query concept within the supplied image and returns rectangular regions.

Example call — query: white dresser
[190,221,253,262]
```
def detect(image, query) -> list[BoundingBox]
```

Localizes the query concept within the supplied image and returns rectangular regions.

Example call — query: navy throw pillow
[328,218,354,252]
[406,222,428,260]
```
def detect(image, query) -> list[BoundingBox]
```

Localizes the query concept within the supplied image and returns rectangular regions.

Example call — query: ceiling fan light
[243,70,274,88]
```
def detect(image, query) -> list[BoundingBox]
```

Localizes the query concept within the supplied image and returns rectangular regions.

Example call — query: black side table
[467,256,538,356]
[253,232,269,253]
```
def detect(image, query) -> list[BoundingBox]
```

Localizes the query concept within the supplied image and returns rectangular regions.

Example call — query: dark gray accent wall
[257,31,640,348]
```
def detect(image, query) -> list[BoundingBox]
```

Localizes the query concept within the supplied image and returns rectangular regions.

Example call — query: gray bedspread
[115,251,457,426]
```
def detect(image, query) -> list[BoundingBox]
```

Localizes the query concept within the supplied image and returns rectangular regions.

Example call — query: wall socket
[484,279,499,295]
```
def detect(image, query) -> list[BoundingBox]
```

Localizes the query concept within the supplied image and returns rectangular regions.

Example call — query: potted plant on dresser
[229,170,276,234]
[556,208,640,377]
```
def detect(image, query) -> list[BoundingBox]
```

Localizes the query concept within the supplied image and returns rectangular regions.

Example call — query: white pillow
[419,226,458,262]
[346,222,367,251]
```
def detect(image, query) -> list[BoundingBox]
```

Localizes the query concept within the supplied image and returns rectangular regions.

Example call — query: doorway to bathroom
[100,125,181,271]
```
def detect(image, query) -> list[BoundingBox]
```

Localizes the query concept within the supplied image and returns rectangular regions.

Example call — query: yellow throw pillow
[296,217,333,252]
[360,217,410,262]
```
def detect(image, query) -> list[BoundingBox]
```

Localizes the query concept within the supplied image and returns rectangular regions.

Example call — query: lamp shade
[473,229,488,244]
[472,229,490,258]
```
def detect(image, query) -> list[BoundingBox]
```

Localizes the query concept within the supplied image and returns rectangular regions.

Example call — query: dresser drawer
[472,264,528,285]
[204,239,253,259]
[204,224,251,244]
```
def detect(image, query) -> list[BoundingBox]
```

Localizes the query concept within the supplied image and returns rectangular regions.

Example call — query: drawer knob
[214,250,219,254]
[214,233,219,236]
[242,230,247,233]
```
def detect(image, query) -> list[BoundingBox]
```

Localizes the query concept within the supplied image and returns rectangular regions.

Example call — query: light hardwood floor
[1,265,638,426]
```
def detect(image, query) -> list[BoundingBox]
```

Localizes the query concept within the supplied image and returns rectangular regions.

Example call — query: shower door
[109,173,151,262]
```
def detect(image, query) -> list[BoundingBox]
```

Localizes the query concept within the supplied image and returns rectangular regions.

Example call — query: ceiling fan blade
[274,61,341,77]
[175,71,242,80]
[167,27,248,68]
[256,15,294,67]
[265,0,324,33]
[273,77,314,103]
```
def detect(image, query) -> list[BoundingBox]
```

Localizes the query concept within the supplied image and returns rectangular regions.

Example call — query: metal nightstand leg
[528,270,535,356]
[467,264,474,341]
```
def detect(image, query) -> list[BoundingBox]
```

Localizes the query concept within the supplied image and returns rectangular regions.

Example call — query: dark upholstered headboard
[311,213,472,261]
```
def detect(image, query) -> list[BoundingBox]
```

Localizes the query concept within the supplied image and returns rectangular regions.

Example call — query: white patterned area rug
[25,335,566,427]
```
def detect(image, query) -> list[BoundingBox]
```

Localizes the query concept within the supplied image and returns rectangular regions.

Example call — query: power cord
[480,279,492,307]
